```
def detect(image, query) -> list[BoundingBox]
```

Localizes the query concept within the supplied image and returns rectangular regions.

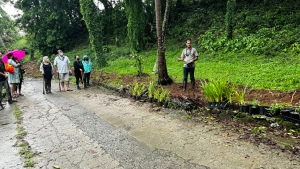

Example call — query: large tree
[15,0,87,55]
[155,0,173,85]
[0,6,19,52]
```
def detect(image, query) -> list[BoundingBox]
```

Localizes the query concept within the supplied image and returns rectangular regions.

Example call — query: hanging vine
[124,0,146,53]
[225,0,236,40]
[79,0,106,67]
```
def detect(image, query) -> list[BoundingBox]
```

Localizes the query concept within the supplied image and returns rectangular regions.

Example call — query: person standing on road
[40,56,54,94]
[7,54,20,97]
[15,60,25,96]
[0,53,13,107]
[178,39,198,91]
[82,55,92,88]
[73,55,83,90]
[54,49,72,92]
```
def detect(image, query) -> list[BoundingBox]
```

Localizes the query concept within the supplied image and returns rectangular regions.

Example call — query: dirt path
[59,82,299,169]
[10,79,300,168]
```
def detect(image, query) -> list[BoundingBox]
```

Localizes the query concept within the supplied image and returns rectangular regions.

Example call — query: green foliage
[0,7,20,52]
[130,51,143,76]
[235,86,247,105]
[132,82,139,96]
[201,78,229,102]
[137,83,145,96]
[15,0,87,55]
[225,0,236,39]
[154,87,162,101]
[148,81,155,98]
[124,0,146,52]
[79,0,106,68]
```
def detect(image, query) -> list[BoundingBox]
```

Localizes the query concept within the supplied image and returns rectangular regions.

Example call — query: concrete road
[1,79,299,169]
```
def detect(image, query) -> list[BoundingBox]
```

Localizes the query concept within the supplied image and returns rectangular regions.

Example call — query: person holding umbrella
[7,54,20,97]
[54,49,72,92]
[40,56,54,94]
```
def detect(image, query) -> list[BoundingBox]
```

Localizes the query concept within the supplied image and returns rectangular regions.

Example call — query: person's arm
[0,71,7,78]
[191,49,199,62]
[53,57,59,73]
[178,50,185,61]
[39,63,44,74]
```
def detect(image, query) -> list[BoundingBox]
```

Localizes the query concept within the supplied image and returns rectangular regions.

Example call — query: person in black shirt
[39,56,54,94]
[0,52,13,108]
[73,55,83,90]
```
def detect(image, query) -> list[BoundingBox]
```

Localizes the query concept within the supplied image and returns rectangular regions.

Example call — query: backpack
[5,63,14,73]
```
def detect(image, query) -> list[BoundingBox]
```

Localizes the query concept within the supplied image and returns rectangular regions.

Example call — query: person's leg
[64,73,72,91]
[10,83,15,97]
[48,78,52,93]
[45,78,50,93]
[190,67,195,90]
[0,81,4,108]
[59,73,65,91]
[183,68,188,91]
[19,78,23,95]
[5,81,12,104]
[75,74,81,89]
[86,72,91,86]
[84,73,87,88]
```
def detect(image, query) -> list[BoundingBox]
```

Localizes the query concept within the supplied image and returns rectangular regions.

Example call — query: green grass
[61,42,300,92]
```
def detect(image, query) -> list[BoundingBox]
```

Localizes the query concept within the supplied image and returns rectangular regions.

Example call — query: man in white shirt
[54,49,72,92]
[178,39,198,91]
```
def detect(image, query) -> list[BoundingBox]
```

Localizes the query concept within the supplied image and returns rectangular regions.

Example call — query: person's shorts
[59,73,70,82]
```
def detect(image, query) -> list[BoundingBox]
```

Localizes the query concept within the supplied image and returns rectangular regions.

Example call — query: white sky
[1,2,22,19]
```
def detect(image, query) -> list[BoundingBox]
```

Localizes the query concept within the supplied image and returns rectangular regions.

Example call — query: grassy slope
[16,0,300,91]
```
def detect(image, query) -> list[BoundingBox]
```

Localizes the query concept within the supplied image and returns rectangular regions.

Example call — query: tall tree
[79,0,106,67]
[15,0,87,55]
[154,0,173,85]
[0,6,19,52]
[225,0,236,40]
[124,0,145,53]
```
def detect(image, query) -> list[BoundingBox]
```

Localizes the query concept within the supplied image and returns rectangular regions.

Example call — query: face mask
[60,52,64,56]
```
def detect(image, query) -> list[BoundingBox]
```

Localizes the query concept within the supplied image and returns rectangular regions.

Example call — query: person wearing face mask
[82,55,92,88]
[73,55,83,90]
[54,49,72,92]
[40,56,54,94]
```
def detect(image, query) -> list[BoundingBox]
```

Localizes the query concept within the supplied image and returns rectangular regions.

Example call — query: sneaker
[77,86,81,90]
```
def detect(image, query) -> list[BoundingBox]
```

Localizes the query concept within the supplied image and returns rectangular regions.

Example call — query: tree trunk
[155,0,173,85]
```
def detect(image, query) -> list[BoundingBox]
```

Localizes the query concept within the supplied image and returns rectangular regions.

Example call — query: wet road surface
[1,79,299,169]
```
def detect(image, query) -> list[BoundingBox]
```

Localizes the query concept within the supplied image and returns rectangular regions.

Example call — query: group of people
[40,49,92,93]
[0,52,25,109]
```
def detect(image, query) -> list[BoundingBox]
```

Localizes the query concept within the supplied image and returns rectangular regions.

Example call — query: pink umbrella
[2,50,26,64]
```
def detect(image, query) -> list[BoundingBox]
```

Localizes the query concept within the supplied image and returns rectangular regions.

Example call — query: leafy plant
[132,82,139,96]
[148,81,155,98]
[268,102,283,116]
[224,82,235,104]
[137,83,145,96]
[251,99,260,108]
[158,89,167,102]
[235,85,247,105]
[201,80,216,102]
[154,88,162,101]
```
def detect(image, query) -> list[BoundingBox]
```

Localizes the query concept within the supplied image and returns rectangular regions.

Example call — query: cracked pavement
[1,79,299,169]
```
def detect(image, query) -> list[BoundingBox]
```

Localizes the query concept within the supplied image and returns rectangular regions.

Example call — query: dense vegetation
[3,0,300,91]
